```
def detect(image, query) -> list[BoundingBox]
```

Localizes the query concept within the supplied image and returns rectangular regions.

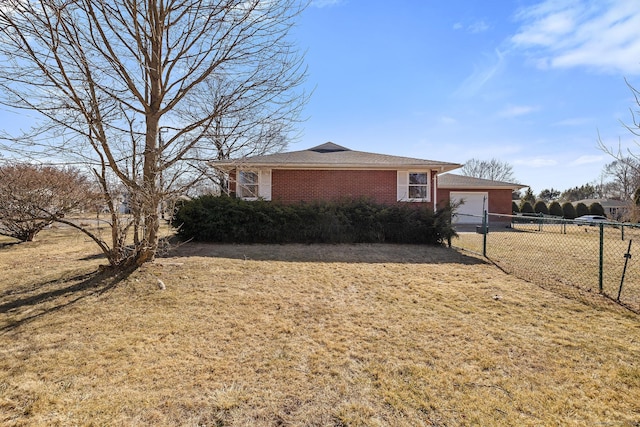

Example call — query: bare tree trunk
[138,117,160,265]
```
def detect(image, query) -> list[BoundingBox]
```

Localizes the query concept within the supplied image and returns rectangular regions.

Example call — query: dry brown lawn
[1,227,640,426]
[454,223,640,312]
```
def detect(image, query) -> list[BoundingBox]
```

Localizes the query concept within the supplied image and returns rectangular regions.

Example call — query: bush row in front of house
[173,195,456,245]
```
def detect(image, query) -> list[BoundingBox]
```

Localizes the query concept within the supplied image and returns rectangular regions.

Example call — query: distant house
[573,198,629,220]
[211,142,525,225]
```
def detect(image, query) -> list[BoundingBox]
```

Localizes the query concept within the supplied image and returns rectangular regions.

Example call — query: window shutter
[397,171,408,201]
[258,169,272,201]
[425,172,432,202]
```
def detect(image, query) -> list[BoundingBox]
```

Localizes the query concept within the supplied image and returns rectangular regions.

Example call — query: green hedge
[549,201,563,217]
[562,202,577,219]
[173,195,456,245]
[534,200,549,214]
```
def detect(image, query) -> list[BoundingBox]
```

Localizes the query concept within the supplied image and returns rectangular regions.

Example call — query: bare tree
[0,163,97,242]
[461,158,518,182]
[599,79,640,182]
[598,79,640,221]
[0,0,308,268]
[181,68,306,194]
[601,158,640,201]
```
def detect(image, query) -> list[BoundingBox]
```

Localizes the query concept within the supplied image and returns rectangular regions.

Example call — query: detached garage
[436,174,525,226]
[449,191,488,224]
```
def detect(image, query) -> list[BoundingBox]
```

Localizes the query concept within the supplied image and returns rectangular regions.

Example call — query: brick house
[211,142,523,225]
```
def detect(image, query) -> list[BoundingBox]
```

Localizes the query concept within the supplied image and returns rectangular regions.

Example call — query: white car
[574,215,608,225]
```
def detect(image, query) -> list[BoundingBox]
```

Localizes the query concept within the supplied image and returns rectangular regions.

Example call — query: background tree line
[512,198,606,220]
[462,155,640,222]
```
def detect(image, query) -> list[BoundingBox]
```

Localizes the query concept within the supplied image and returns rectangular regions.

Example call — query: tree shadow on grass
[0,241,21,249]
[0,268,131,333]
[161,238,487,266]
[79,252,107,261]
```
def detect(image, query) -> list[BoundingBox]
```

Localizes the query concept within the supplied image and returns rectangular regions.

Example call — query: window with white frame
[397,171,430,202]
[238,171,259,199]
[408,172,428,199]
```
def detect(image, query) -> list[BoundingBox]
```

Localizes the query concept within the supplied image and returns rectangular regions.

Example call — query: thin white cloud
[439,116,457,125]
[468,20,490,34]
[454,49,505,97]
[498,105,539,118]
[570,154,605,165]
[453,20,490,34]
[511,0,640,74]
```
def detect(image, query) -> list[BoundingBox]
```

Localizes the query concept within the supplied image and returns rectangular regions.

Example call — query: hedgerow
[549,201,563,217]
[173,195,456,245]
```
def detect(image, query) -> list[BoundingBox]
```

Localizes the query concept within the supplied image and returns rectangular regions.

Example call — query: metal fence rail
[452,213,640,313]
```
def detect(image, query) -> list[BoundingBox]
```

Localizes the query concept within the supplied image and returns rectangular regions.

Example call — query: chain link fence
[452,213,640,313]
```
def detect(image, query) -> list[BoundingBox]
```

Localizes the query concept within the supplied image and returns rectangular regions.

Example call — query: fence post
[482,210,487,257]
[599,222,604,294]
[538,213,543,232]
[617,240,633,301]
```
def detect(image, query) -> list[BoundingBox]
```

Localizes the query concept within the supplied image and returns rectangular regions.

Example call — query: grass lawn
[1,227,640,426]
[454,223,640,312]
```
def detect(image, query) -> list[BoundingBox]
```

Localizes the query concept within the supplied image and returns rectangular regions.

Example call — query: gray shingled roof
[438,173,525,189]
[211,142,462,172]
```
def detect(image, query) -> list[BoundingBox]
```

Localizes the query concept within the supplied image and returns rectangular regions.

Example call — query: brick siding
[272,169,398,204]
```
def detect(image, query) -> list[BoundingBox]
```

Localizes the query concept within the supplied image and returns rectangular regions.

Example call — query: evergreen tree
[520,201,534,214]
[589,202,605,216]
[534,201,549,214]
[538,188,561,202]
[575,202,589,217]
[521,187,535,205]
[561,184,598,202]
[549,201,563,217]
[562,202,577,219]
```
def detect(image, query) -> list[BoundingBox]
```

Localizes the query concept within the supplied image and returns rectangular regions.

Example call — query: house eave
[438,184,526,191]
[211,161,462,173]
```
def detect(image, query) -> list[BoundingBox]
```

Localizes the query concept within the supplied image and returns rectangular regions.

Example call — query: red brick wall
[229,168,445,207]
[272,169,398,204]
[487,189,516,216]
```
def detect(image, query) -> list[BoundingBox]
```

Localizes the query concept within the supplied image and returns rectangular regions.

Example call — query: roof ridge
[308,142,350,153]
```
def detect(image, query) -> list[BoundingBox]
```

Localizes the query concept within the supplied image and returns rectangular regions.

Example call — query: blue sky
[1,0,639,195]
[291,0,640,194]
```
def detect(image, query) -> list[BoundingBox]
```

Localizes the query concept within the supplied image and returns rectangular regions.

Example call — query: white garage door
[450,192,488,224]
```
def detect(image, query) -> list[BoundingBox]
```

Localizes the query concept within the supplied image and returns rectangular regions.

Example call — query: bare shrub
[0,163,96,241]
